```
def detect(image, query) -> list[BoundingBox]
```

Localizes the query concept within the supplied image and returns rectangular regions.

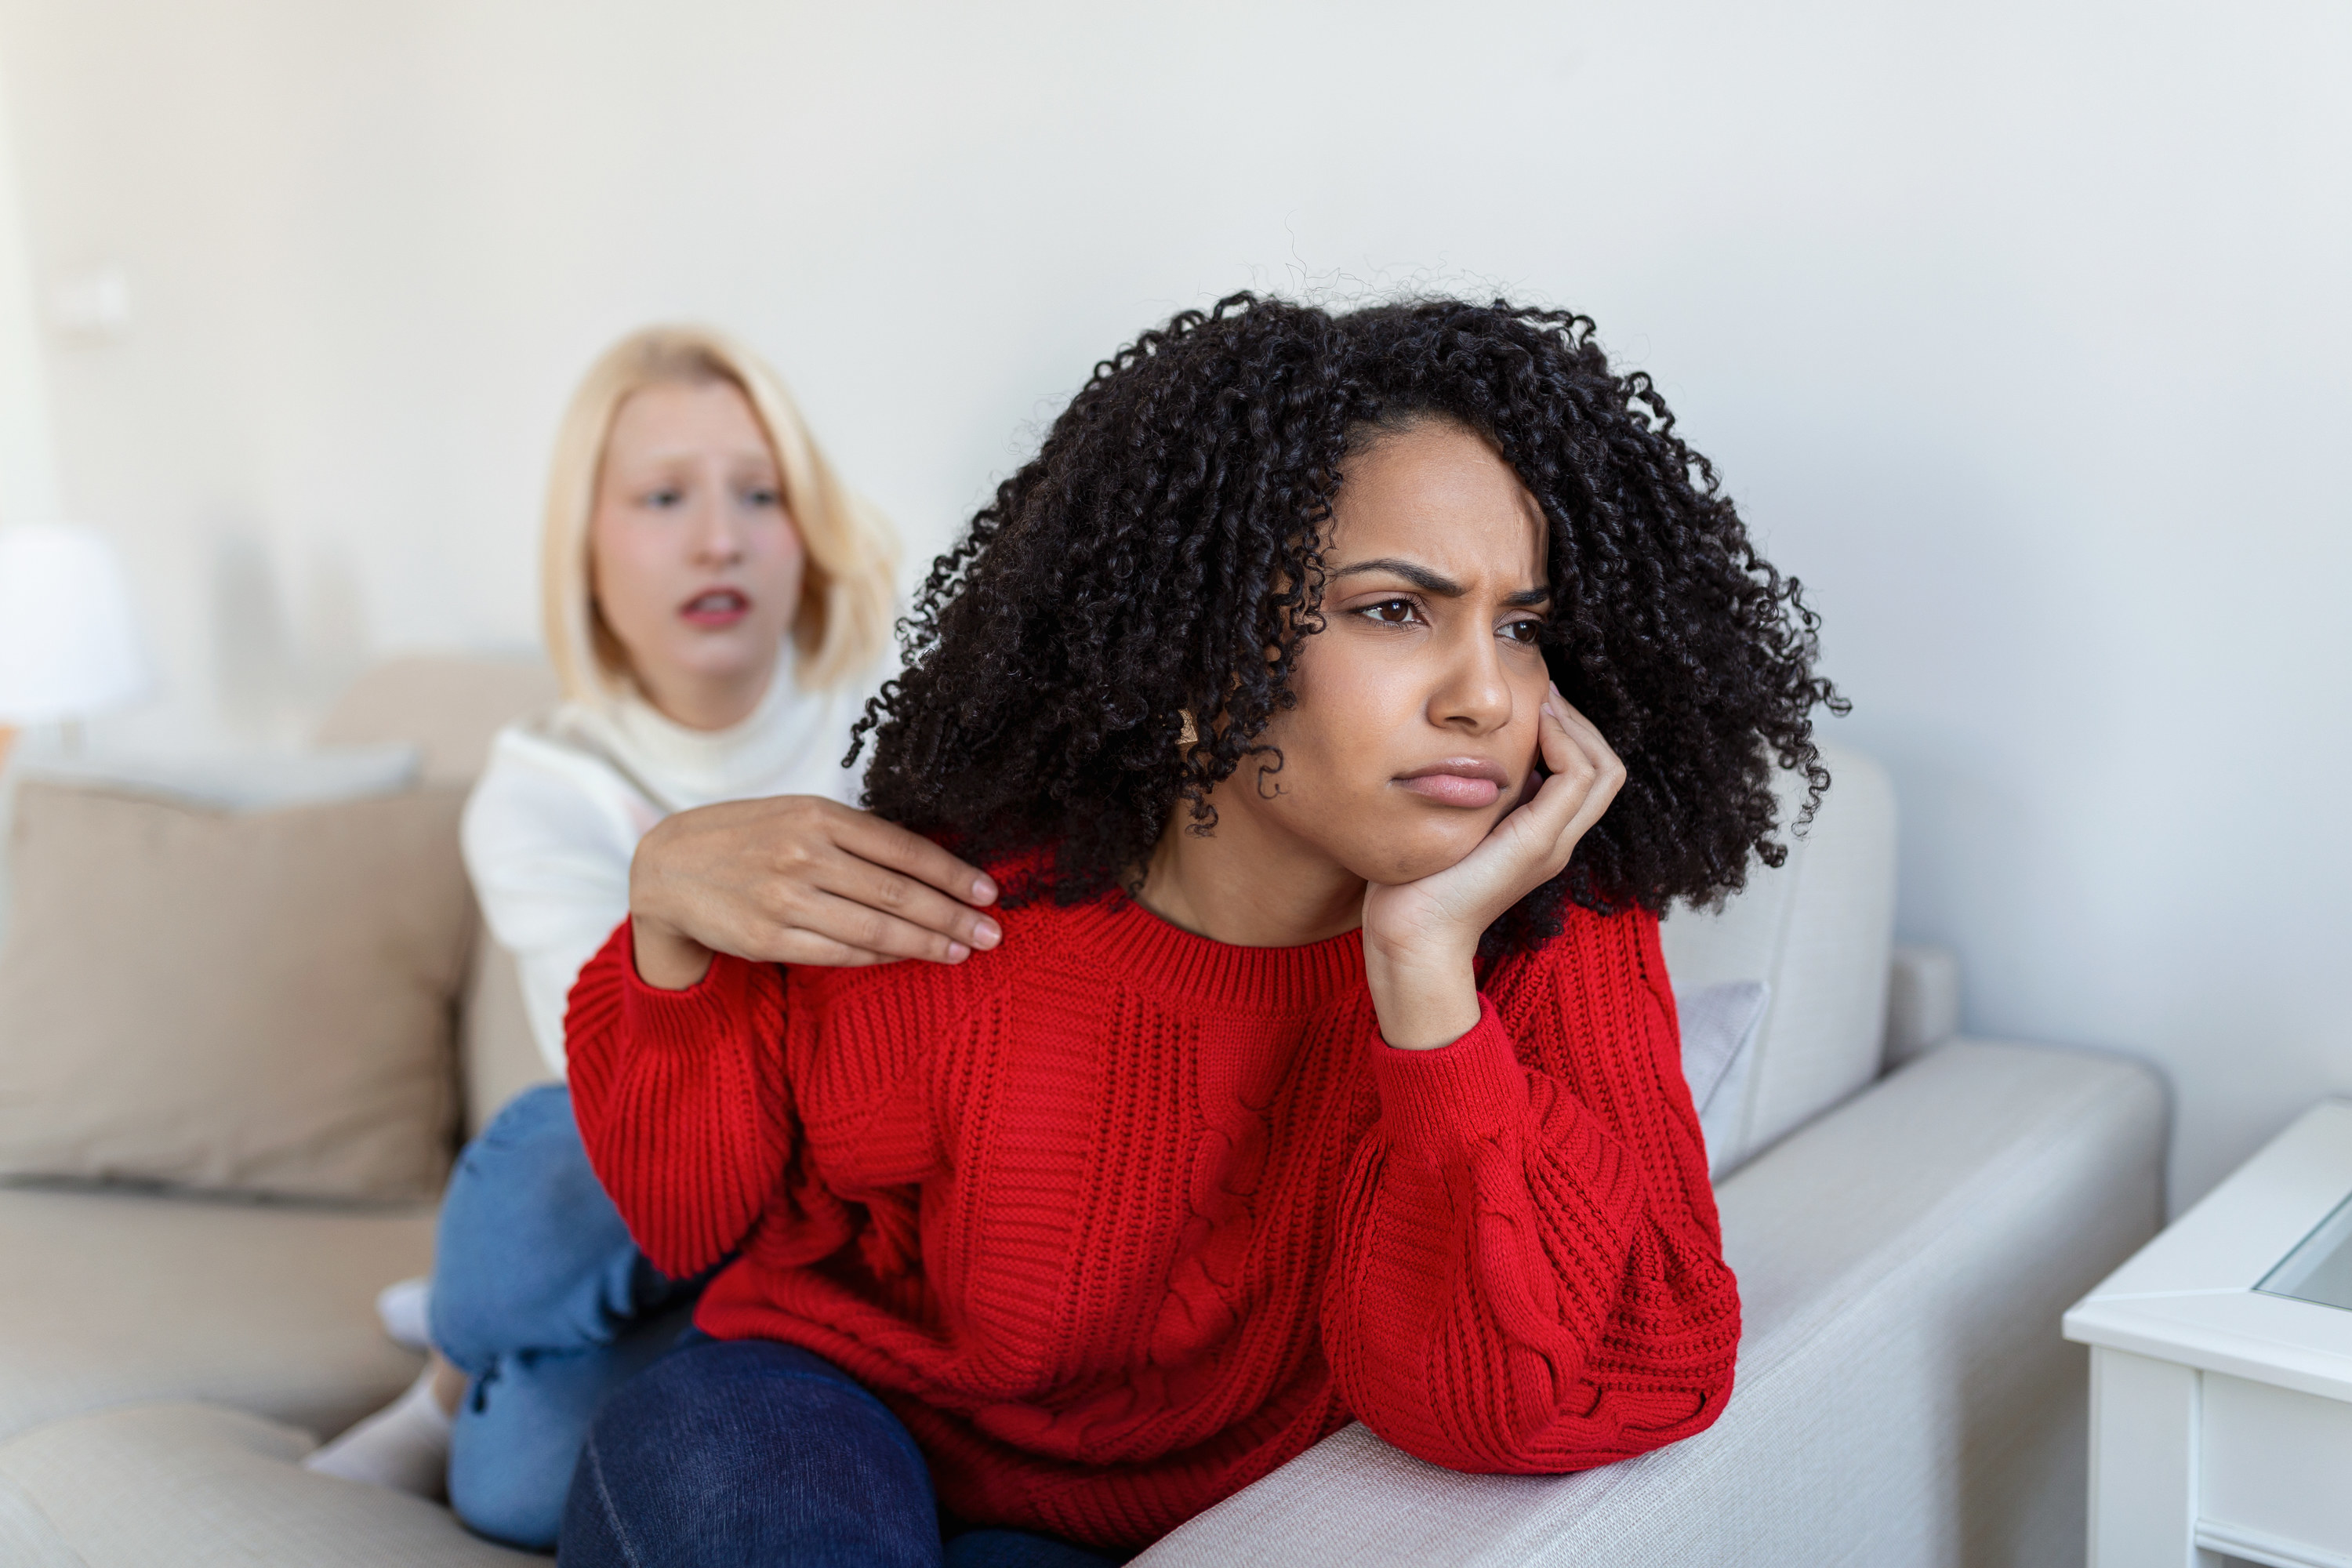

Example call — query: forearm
[564,920,790,1277]
[1323,1004,1740,1471]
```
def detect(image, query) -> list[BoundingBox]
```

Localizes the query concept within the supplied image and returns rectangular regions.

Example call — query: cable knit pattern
[566,891,1739,1551]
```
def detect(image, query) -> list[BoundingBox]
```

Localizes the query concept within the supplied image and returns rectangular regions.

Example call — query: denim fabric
[431,1084,696,1551]
[946,1530,1129,1568]
[560,1337,1122,1568]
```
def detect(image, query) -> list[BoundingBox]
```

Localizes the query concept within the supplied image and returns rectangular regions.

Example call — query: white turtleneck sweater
[460,652,874,1075]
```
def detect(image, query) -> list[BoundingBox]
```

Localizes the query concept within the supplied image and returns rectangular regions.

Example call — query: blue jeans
[432,1084,697,1551]
[560,1335,1125,1568]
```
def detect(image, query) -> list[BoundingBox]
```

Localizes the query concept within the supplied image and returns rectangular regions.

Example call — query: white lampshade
[0,523,151,724]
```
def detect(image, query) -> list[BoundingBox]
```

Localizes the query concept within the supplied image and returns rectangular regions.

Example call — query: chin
[1347,808,1501,887]
[674,635,778,678]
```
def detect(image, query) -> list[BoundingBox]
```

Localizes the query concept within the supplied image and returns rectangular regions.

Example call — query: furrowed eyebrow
[1332,557,1550,608]
[1332,558,1462,595]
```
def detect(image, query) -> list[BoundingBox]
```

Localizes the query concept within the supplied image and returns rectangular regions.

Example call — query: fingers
[770,889,982,966]
[830,807,997,907]
[1365,688,1625,957]
[635,797,1007,971]
[765,931,897,968]
[1518,684,1625,872]
[1539,684,1620,782]
[815,855,1003,953]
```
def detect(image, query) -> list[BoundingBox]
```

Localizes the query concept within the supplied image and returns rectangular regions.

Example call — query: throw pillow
[1675,978,1770,1180]
[0,779,473,1201]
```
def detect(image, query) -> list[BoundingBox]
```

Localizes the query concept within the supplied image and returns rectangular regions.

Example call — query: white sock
[303,1367,453,1497]
[376,1276,432,1352]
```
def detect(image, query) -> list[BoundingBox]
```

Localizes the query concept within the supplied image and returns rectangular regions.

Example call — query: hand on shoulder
[629,796,1001,989]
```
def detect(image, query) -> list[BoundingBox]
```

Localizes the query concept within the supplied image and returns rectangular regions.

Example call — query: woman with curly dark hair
[559,295,1841,1568]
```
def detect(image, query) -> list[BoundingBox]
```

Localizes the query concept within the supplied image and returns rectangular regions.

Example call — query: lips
[1394,758,1509,809]
[680,588,750,628]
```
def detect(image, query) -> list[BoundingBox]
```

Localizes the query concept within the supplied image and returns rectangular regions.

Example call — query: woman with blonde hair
[306,325,1004,1549]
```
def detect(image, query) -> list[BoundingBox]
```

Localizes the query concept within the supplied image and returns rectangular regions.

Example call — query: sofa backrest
[314,655,561,786]
[317,655,560,1138]
[1658,742,1898,1173]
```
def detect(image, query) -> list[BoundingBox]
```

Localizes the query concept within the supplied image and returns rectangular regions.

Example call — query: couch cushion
[1657,741,1897,1172]
[0,1402,534,1566]
[0,781,475,1201]
[0,1185,432,1444]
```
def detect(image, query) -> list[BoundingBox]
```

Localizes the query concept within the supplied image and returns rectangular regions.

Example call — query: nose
[1429,622,1513,735]
[685,465,746,568]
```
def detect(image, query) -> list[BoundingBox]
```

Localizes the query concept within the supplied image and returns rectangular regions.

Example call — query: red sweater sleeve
[564,920,793,1279]
[1320,913,1740,1472]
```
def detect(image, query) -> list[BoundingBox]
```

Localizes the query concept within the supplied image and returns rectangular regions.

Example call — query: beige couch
[0,659,2165,1566]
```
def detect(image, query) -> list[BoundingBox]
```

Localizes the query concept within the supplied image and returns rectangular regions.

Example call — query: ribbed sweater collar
[1049,892,1367,1015]
[548,646,841,814]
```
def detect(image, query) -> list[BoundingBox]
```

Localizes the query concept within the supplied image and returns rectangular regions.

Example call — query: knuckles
[772,838,825,875]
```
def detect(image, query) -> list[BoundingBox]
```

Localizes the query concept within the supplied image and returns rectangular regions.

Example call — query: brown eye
[1361,599,1418,626]
[1502,619,1543,645]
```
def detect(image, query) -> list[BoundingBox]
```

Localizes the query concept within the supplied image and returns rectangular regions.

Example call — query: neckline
[539,641,853,813]
[612,647,800,760]
[1055,891,1367,1014]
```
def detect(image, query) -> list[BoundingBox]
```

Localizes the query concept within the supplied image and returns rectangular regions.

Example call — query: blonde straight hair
[540,325,898,702]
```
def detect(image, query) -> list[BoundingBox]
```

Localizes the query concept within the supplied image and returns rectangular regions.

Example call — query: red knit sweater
[567,891,1740,1551]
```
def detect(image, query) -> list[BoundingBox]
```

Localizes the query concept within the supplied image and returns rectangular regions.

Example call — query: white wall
[0,0,2344,1207]
[0,28,56,533]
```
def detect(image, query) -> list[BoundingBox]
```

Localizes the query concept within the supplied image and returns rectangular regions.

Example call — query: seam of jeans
[583,1435,647,1568]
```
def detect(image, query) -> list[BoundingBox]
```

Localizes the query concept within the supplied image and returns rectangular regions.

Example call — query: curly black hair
[852,293,1844,955]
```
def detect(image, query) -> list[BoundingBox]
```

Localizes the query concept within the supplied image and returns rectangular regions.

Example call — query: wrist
[626,827,713,990]
[1362,941,1480,1051]
[630,913,715,991]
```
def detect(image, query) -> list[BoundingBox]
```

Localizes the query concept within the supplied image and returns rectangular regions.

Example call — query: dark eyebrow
[1332,557,1551,609]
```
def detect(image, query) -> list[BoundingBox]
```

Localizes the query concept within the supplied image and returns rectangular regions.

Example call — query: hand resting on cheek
[1361,684,1625,1047]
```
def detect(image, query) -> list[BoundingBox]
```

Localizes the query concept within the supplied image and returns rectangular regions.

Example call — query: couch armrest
[1134,1040,2165,1567]
[1883,944,1963,1068]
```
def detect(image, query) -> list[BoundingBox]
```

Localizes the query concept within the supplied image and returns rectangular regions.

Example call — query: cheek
[1283,637,1418,761]
[1251,654,1437,871]
[1515,671,1551,782]
[589,514,672,634]
[747,517,807,609]
[1265,646,1548,884]
[1247,691,1362,824]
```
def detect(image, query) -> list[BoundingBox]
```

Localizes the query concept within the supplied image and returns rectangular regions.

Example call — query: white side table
[2065,1100,2352,1568]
